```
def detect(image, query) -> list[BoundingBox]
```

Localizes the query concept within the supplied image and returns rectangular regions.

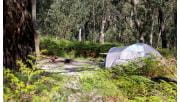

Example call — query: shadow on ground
[37,56,104,75]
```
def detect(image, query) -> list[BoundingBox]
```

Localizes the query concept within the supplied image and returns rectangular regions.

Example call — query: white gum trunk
[78,28,82,42]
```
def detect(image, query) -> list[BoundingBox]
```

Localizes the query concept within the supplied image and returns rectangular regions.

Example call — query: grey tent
[105,43,162,68]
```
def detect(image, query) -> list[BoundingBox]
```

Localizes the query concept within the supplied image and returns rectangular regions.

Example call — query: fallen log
[151,76,177,84]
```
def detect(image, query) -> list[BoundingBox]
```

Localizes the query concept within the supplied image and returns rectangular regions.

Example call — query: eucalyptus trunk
[4,0,35,70]
[32,0,40,56]
[158,7,167,48]
[78,27,82,42]
[99,18,106,44]
[93,0,96,43]
[131,0,142,42]
[149,15,155,46]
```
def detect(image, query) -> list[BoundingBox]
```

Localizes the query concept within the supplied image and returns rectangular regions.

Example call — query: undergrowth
[111,57,176,78]
[79,57,176,102]
[40,36,176,59]
[4,37,177,101]
[157,48,176,58]
[4,57,176,102]
[40,36,123,57]
[3,60,66,102]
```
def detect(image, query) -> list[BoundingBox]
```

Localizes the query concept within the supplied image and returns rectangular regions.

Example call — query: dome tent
[105,43,162,68]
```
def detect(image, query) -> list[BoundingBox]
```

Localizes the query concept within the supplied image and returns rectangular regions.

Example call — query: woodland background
[3,0,177,101]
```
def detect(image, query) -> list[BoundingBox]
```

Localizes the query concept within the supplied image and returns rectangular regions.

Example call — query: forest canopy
[37,0,176,48]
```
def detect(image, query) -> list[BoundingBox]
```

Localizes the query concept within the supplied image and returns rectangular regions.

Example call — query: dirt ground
[37,56,103,76]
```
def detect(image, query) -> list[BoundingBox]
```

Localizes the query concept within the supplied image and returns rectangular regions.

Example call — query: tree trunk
[99,0,106,44]
[161,29,167,48]
[149,15,155,46]
[131,0,142,42]
[169,10,177,49]
[4,0,35,70]
[130,10,134,28]
[32,0,40,56]
[173,10,177,48]
[132,0,140,28]
[99,18,106,44]
[158,8,167,48]
[93,0,96,43]
[139,32,145,43]
[78,27,82,42]
[157,32,161,48]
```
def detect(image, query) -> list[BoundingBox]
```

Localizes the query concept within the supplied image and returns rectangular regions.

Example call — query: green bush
[110,61,140,78]
[4,60,65,102]
[158,81,177,101]
[113,75,155,98]
[140,57,163,78]
[40,36,122,57]
[80,70,118,95]
[111,75,176,101]
[107,57,176,101]
[79,68,176,102]
[80,69,128,101]
[157,48,176,58]
[110,57,175,79]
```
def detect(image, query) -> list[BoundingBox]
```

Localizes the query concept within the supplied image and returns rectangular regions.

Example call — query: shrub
[113,75,155,99]
[110,61,140,78]
[4,60,64,102]
[79,68,176,101]
[140,57,163,78]
[40,36,122,57]
[157,48,176,58]
[112,75,176,101]
[158,81,177,101]
[108,57,176,101]
[110,56,175,78]
[80,69,125,99]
